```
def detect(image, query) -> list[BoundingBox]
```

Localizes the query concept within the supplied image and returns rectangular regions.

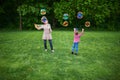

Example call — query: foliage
[0,0,18,28]
[54,0,112,27]
[0,0,119,30]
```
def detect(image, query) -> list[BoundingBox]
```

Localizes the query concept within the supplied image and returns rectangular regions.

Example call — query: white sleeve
[49,24,52,32]
[38,24,44,30]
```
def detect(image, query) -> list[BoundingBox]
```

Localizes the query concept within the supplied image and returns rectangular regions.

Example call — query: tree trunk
[52,18,57,28]
[19,13,22,31]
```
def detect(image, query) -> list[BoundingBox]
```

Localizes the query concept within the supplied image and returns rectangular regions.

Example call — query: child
[71,28,84,55]
[34,20,54,53]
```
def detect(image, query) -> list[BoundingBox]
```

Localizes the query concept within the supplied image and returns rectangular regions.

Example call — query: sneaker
[75,53,78,55]
[51,50,54,53]
[45,49,47,51]
[71,52,74,54]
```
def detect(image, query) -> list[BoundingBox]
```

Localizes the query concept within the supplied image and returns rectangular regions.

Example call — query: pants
[72,42,79,54]
[44,40,53,50]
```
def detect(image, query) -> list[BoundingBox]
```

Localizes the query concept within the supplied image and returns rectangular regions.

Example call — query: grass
[0,30,120,80]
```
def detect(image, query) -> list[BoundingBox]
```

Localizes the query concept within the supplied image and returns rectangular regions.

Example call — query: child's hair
[75,32,78,35]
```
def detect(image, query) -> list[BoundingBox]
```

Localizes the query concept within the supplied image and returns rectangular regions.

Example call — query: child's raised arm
[81,28,84,35]
[74,28,78,33]
[79,28,84,36]
[82,28,84,33]
[34,24,43,30]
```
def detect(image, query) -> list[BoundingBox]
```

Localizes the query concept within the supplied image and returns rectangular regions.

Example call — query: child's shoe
[75,53,78,55]
[51,50,54,53]
[45,49,47,51]
[71,52,74,54]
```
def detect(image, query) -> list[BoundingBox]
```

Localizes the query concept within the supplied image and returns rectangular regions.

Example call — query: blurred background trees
[0,0,119,31]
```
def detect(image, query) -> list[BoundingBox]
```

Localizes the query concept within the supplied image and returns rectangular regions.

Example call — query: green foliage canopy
[0,0,119,30]
[54,0,111,26]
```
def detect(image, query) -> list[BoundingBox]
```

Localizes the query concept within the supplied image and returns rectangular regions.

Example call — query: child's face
[44,20,48,24]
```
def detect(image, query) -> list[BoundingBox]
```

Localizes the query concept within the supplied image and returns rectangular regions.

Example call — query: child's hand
[34,24,38,28]
[74,28,75,30]
[82,28,84,31]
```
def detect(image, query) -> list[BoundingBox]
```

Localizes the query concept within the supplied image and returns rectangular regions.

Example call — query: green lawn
[0,30,120,80]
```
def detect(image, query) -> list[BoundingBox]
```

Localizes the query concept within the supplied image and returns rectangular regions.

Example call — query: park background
[0,0,120,80]
[0,0,120,30]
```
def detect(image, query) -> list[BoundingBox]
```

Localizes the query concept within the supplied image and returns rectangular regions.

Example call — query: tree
[0,0,119,30]
[105,0,120,30]
[0,0,18,28]
[54,0,112,28]
[16,0,119,30]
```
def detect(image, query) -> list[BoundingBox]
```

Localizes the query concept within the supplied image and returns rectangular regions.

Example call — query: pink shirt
[74,33,82,42]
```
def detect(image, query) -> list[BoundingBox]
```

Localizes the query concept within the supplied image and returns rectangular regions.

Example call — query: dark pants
[44,40,53,50]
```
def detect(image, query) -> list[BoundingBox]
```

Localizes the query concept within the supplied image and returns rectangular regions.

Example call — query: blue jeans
[72,42,79,54]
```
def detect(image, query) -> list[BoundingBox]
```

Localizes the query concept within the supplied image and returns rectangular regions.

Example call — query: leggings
[44,40,53,50]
